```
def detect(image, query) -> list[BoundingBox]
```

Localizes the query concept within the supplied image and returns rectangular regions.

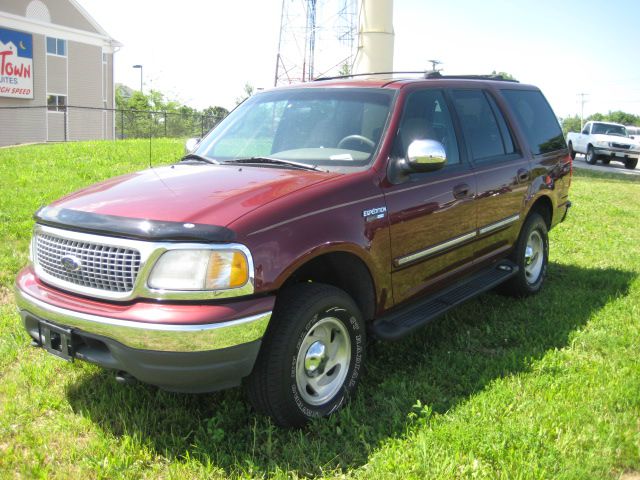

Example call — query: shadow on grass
[66,262,635,477]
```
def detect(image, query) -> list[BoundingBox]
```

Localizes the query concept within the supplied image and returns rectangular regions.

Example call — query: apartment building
[0,0,120,146]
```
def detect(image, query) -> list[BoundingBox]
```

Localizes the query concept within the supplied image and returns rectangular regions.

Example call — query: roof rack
[423,71,519,82]
[313,71,425,81]
[313,71,519,83]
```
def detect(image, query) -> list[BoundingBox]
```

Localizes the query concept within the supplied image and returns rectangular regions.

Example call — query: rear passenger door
[450,89,529,263]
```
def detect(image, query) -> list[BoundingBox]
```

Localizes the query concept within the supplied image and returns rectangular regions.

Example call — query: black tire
[245,283,365,427]
[499,213,549,297]
[586,146,598,165]
[625,158,638,170]
[568,142,576,160]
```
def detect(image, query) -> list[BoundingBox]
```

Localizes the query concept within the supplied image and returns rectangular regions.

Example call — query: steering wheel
[337,135,376,151]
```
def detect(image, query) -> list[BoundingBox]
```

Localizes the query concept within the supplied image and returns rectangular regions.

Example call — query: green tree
[491,70,517,81]
[114,84,230,139]
[606,111,639,126]
[203,106,229,118]
[338,62,351,77]
[202,106,229,131]
[115,84,134,110]
[561,115,582,135]
[235,83,255,105]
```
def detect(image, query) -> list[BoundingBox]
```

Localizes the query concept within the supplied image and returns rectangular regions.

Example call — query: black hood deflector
[34,207,236,243]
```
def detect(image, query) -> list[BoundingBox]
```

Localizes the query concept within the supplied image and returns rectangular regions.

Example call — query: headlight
[148,249,250,291]
[594,140,608,147]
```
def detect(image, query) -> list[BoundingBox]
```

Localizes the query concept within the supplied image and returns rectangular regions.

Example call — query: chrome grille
[611,143,631,150]
[35,231,141,293]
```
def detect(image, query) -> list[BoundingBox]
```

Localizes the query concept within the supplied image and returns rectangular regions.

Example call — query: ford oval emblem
[61,255,82,272]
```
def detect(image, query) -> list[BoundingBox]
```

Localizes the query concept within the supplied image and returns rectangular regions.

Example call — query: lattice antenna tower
[274,0,358,86]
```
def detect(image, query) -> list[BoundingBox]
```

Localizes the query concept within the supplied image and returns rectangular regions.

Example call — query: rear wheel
[500,213,549,297]
[568,142,576,160]
[625,158,638,170]
[245,283,365,427]
[586,146,598,165]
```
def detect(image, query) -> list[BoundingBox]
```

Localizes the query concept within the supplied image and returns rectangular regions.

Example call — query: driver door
[577,122,591,151]
[383,89,477,305]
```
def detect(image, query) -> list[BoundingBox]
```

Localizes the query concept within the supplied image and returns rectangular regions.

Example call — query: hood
[49,164,337,227]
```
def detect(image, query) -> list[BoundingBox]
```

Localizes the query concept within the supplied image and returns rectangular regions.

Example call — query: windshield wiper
[223,156,321,171]
[179,153,218,165]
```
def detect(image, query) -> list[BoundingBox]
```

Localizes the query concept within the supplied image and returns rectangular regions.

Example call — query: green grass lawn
[0,140,639,479]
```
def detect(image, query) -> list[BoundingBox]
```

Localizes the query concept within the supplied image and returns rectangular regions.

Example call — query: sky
[77,0,640,118]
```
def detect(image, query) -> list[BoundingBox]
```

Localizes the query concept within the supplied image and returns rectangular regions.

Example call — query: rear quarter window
[501,89,566,155]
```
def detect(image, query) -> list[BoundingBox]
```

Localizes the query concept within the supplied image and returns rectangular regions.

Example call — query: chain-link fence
[0,105,226,147]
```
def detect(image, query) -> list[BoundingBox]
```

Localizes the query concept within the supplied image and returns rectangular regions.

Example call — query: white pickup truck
[567,121,639,169]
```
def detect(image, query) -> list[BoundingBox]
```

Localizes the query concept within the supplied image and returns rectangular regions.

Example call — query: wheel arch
[526,194,553,229]
[277,247,377,322]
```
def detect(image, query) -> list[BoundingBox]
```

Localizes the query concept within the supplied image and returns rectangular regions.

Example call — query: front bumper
[594,147,639,159]
[15,267,275,392]
[16,287,271,352]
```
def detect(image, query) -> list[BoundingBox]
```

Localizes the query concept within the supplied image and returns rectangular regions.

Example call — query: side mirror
[185,137,201,153]
[406,139,447,172]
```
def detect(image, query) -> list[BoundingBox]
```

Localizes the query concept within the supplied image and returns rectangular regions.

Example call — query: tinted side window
[486,94,515,155]
[451,89,513,161]
[396,89,460,165]
[581,123,590,135]
[501,89,566,155]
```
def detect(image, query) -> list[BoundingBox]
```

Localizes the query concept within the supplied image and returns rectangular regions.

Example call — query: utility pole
[578,93,589,130]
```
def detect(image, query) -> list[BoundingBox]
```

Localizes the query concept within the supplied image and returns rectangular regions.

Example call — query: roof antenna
[427,59,442,72]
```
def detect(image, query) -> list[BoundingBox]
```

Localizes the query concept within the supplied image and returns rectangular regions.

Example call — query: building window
[46,37,66,56]
[47,94,66,112]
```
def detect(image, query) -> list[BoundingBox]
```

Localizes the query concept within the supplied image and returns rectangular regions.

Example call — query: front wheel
[586,146,598,165]
[245,283,365,427]
[625,158,638,170]
[499,213,549,297]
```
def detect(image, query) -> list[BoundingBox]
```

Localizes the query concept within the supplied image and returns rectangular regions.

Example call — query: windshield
[195,88,395,168]
[591,123,628,137]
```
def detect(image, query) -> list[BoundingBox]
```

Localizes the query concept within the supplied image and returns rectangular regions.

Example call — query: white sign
[0,28,34,99]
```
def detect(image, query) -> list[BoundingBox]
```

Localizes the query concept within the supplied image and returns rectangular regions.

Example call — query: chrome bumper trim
[15,287,271,353]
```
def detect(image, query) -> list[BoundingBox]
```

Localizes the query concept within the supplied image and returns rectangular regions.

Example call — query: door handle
[453,183,471,199]
[517,168,530,183]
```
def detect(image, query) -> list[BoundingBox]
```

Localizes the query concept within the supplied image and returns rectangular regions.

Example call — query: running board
[371,260,519,341]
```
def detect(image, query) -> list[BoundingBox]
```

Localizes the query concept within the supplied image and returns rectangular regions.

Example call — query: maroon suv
[15,74,572,426]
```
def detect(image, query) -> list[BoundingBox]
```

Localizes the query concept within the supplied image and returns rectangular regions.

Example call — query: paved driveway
[572,154,640,177]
